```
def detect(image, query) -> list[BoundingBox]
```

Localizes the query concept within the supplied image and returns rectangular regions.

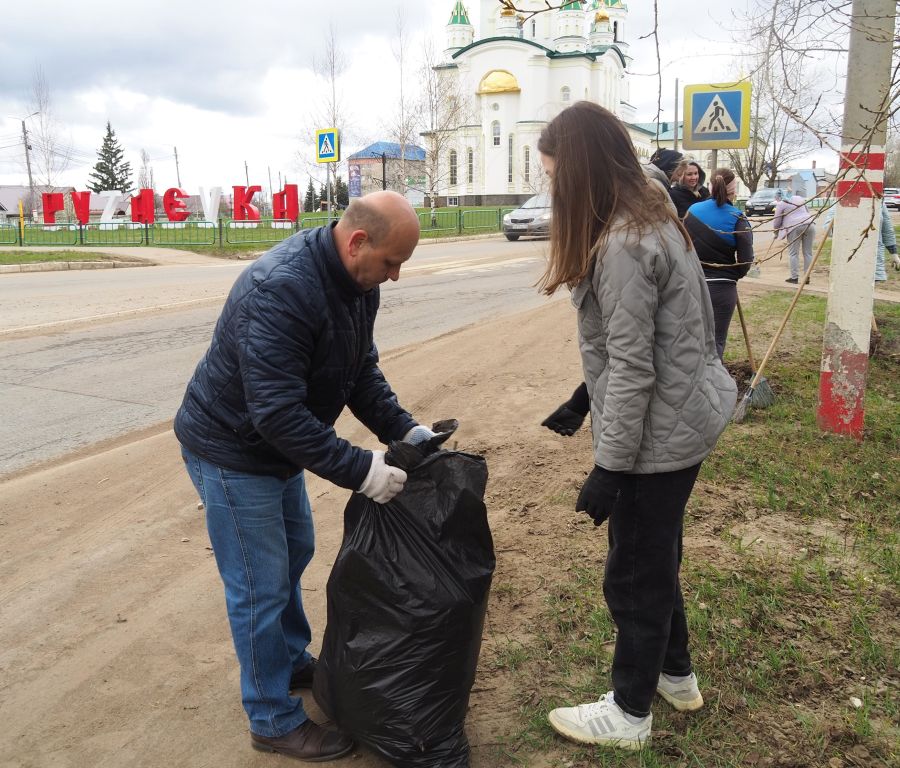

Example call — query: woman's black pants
[605,463,702,717]
[706,280,738,361]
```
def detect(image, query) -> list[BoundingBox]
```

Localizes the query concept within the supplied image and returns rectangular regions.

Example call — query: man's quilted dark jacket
[174,224,416,489]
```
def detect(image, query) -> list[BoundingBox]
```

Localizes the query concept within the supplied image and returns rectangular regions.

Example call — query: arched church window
[531,20,536,38]
[449,150,458,186]
[492,121,501,147]
[561,86,571,103]
[523,146,531,184]
[508,134,514,183]
[467,148,474,184]
[613,21,618,41]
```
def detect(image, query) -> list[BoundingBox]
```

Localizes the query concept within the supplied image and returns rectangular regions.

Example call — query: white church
[432,0,655,206]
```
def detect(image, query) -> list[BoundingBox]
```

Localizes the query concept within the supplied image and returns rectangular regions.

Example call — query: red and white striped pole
[817,0,896,439]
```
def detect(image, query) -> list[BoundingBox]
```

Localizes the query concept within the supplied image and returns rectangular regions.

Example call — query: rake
[735,294,775,409]
[733,220,834,423]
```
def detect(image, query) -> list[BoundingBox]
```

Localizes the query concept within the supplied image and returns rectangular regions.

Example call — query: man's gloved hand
[542,382,590,436]
[358,450,408,503]
[403,425,437,445]
[576,466,624,527]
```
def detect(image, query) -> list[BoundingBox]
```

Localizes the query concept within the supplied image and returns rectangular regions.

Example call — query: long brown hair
[710,167,736,206]
[537,102,688,295]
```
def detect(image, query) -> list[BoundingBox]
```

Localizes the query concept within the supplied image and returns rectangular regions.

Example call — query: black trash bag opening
[386,418,459,472]
[314,421,493,768]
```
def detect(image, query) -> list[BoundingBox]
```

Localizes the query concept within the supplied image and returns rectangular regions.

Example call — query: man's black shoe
[289,657,317,690]
[251,719,354,762]
[785,277,798,284]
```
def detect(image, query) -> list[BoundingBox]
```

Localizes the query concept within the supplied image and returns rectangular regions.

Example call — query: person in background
[772,188,816,284]
[684,168,754,360]
[175,191,435,763]
[874,198,899,281]
[645,147,684,195]
[537,101,736,752]
[669,160,710,218]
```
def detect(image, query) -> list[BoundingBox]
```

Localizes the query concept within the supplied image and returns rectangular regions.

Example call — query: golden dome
[477,70,521,95]
[499,6,516,16]
[594,9,610,22]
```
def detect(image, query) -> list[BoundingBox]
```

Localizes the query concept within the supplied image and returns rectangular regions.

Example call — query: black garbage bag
[313,420,494,768]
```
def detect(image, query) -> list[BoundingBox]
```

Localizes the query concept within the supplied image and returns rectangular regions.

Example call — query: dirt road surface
[0,297,584,768]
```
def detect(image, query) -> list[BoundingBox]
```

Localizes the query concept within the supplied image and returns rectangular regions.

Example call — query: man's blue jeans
[182,447,314,737]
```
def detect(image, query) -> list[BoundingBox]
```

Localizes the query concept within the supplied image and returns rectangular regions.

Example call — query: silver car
[503,193,552,241]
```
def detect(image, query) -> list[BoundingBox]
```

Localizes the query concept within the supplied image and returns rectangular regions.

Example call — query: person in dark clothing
[174,191,435,763]
[669,161,710,218]
[647,147,684,183]
[683,167,754,360]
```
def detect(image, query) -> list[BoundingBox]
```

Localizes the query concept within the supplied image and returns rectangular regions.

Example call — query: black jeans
[605,463,702,717]
[706,281,738,361]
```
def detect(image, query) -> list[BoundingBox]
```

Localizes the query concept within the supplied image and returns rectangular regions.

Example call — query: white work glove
[891,253,900,271]
[403,425,437,445]
[357,450,407,503]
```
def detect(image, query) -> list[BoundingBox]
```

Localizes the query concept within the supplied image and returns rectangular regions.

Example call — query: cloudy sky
[0,0,840,197]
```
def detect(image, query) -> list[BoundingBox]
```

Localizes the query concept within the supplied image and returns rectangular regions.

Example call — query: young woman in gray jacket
[537,102,737,752]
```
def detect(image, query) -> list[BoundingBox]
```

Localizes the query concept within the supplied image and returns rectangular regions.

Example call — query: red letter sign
[70,191,91,224]
[42,192,65,224]
[131,189,155,224]
[233,185,261,221]
[273,184,299,221]
[163,188,190,222]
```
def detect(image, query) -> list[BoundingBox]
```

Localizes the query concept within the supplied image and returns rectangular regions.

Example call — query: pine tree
[304,178,318,212]
[87,122,133,194]
[319,182,333,210]
[333,174,349,207]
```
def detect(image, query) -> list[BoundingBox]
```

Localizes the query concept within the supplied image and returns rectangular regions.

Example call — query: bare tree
[297,24,353,212]
[27,66,73,191]
[137,149,155,191]
[885,131,900,186]
[725,61,822,193]
[382,7,419,194]
[415,40,476,219]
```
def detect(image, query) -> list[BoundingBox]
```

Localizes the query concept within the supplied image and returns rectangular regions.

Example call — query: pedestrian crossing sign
[316,128,340,163]
[682,82,751,150]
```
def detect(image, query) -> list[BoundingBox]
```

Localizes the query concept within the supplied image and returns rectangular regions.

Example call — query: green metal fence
[82,222,145,246]
[22,225,80,246]
[225,219,298,244]
[4,207,528,248]
[460,209,499,231]
[150,221,217,247]
[419,209,459,235]
[0,225,17,245]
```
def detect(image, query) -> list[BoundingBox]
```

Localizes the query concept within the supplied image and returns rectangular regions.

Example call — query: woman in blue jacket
[683,168,755,360]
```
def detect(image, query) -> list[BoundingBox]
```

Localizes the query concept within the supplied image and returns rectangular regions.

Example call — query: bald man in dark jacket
[176,192,433,762]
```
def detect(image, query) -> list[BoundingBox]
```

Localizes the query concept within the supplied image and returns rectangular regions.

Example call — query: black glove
[542,382,590,436]
[576,466,624,527]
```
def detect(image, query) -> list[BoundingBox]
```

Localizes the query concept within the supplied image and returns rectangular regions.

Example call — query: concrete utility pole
[816,0,896,439]
[21,119,35,218]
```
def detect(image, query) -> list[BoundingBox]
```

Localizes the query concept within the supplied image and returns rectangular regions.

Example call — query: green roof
[449,1,470,24]
[560,2,583,10]
[604,0,625,6]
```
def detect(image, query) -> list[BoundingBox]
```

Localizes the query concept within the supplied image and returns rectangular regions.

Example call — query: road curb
[0,260,146,275]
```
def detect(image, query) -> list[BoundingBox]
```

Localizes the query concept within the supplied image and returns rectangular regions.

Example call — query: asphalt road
[0,236,556,477]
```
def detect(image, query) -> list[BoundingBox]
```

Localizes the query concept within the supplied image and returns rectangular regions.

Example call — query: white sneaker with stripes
[656,672,704,711]
[547,691,651,750]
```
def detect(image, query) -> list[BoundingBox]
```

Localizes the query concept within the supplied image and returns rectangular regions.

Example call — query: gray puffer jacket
[573,217,737,474]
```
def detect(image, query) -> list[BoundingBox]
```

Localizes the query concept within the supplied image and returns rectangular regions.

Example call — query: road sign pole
[816,0,896,439]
